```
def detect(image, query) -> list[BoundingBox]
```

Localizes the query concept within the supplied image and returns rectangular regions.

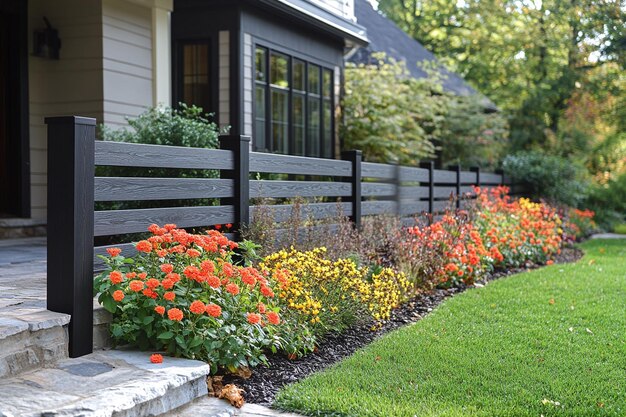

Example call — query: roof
[349,0,496,110]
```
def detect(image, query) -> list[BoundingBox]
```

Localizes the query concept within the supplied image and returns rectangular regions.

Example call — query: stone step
[0,303,70,378]
[168,396,305,417]
[0,218,46,240]
[0,350,210,417]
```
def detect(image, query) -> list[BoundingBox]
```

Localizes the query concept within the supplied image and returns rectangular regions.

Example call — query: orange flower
[205,303,222,318]
[106,247,122,257]
[161,278,174,290]
[260,285,274,298]
[258,302,266,314]
[167,308,183,321]
[148,224,160,234]
[206,275,221,289]
[154,305,165,315]
[247,313,261,325]
[136,240,152,253]
[150,353,163,364]
[226,283,240,295]
[225,223,233,229]
[546,260,554,265]
[138,272,148,280]
[201,260,215,273]
[164,223,177,231]
[146,278,160,289]
[129,280,144,292]
[214,224,222,230]
[189,300,206,314]
[164,291,176,301]
[166,272,181,283]
[156,249,168,258]
[444,263,458,272]
[266,311,280,325]
[126,272,137,279]
[142,288,158,299]
[186,248,201,258]
[109,270,123,285]
[160,264,174,274]
[113,290,124,302]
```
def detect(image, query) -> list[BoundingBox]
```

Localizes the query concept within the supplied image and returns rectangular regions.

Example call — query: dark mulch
[223,245,584,406]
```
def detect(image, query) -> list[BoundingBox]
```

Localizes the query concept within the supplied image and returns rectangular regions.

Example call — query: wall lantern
[33,17,61,60]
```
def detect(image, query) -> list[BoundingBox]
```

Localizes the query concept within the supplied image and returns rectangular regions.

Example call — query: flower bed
[95,188,592,379]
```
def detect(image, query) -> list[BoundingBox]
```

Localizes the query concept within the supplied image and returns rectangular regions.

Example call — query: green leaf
[143,316,154,325]
[157,331,174,340]
[102,296,117,314]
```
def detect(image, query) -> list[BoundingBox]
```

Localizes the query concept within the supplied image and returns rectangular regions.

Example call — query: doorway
[0,0,29,218]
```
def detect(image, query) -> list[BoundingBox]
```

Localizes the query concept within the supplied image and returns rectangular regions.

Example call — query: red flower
[109,270,123,285]
[247,313,261,325]
[129,280,144,292]
[205,303,222,318]
[206,274,221,289]
[106,247,122,257]
[150,353,163,364]
[266,311,280,325]
[166,273,181,283]
[113,290,124,302]
[164,291,176,301]
[189,300,206,315]
[161,278,174,290]
[154,305,165,315]
[160,264,174,274]
[138,272,147,280]
[142,288,158,299]
[148,224,160,234]
[164,223,177,231]
[214,224,222,230]
[225,223,233,229]
[260,285,274,298]
[167,308,183,321]
[136,240,152,253]
[201,260,215,273]
[146,278,160,289]
[258,302,266,314]
[226,283,240,295]
[186,248,201,258]
[546,260,554,265]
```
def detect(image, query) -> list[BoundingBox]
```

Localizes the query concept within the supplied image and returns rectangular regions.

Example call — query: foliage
[584,172,626,228]
[276,239,626,417]
[564,208,597,240]
[502,151,589,207]
[94,224,282,374]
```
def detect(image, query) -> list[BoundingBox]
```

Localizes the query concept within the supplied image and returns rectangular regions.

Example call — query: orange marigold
[109,270,123,285]
[167,308,183,321]
[247,313,261,325]
[129,280,144,292]
[136,240,152,253]
[106,247,122,257]
[150,353,163,364]
[163,291,176,301]
[189,300,206,315]
[113,290,124,302]
[154,305,165,315]
[266,311,280,325]
[205,303,222,318]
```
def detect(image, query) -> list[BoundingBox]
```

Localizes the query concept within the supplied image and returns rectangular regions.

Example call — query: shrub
[564,208,597,240]
[94,224,282,374]
[585,172,626,229]
[502,151,589,207]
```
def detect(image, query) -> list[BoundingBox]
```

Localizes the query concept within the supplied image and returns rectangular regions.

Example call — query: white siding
[243,33,253,139]
[218,30,230,131]
[308,0,355,21]
[28,0,104,220]
[102,0,153,129]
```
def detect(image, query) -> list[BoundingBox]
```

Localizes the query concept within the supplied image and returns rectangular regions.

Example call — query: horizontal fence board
[95,141,234,170]
[250,152,352,177]
[399,166,429,183]
[94,177,234,201]
[250,180,351,198]
[399,200,429,216]
[433,169,457,183]
[460,185,475,196]
[94,205,235,236]
[398,186,429,200]
[250,202,351,223]
[401,217,418,227]
[480,172,502,184]
[460,171,477,184]
[361,162,396,179]
[362,182,396,197]
[433,186,456,199]
[433,200,453,213]
[362,200,397,216]
[273,223,341,242]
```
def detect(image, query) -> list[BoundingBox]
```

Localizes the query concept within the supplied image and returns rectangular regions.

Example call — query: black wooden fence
[46,116,511,357]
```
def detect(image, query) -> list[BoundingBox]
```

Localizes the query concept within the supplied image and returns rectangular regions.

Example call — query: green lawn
[275,239,626,417]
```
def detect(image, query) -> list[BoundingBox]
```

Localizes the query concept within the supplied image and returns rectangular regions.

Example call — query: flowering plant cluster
[260,247,410,354]
[94,224,282,373]
[564,208,596,240]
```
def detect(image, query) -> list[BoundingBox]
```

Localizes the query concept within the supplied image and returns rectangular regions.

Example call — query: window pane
[323,69,332,99]
[270,53,289,88]
[293,94,305,156]
[255,85,266,150]
[322,100,333,158]
[255,47,267,82]
[293,60,305,92]
[181,43,210,112]
[308,64,320,95]
[272,89,289,154]
[307,97,320,157]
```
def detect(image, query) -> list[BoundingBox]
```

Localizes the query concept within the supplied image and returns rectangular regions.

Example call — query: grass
[275,239,626,417]
[613,223,626,234]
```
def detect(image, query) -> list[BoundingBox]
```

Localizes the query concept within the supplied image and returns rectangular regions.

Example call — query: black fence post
[470,166,481,188]
[420,161,434,215]
[342,150,362,229]
[495,168,506,185]
[219,135,250,240]
[45,116,95,358]
[448,164,462,209]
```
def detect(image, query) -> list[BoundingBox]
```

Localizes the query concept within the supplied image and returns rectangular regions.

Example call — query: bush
[564,208,597,240]
[94,225,282,374]
[585,172,626,229]
[502,151,589,207]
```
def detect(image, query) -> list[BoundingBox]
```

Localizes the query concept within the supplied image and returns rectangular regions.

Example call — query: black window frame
[253,43,335,159]
[173,38,216,116]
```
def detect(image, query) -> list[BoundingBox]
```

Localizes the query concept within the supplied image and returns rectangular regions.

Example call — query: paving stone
[591,233,626,239]
[169,397,306,417]
[0,317,29,340]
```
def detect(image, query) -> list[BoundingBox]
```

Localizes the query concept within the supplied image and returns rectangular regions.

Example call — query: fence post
[448,164,461,209]
[45,116,95,358]
[420,161,434,215]
[342,150,362,229]
[219,135,250,240]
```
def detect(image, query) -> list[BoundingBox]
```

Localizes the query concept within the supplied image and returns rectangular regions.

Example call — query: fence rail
[45,116,514,358]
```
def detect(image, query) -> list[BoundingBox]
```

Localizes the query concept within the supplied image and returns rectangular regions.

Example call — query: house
[0,0,367,225]
[347,0,497,111]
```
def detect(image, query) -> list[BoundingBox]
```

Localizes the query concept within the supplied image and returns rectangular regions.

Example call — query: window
[254,45,334,158]
[179,42,211,112]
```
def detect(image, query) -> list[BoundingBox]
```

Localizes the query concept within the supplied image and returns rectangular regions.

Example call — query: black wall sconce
[33,17,61,60]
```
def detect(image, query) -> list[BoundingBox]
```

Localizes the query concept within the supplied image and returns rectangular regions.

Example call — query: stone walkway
[0,237,47,309]
[590,233,626,239]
